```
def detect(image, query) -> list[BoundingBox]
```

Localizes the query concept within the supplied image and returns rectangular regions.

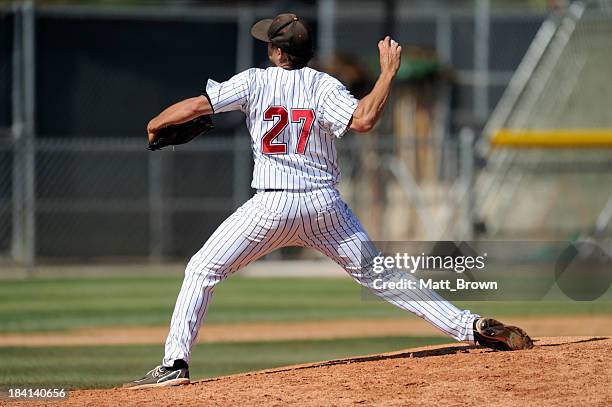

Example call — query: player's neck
[274,61,295,70]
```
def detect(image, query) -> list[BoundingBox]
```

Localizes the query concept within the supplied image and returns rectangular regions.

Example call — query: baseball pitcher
[125,13,532,389]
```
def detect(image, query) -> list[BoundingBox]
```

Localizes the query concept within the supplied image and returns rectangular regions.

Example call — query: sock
[171,359,189,370]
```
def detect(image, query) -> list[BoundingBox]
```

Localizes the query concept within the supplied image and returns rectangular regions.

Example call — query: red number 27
[261,106,314,155]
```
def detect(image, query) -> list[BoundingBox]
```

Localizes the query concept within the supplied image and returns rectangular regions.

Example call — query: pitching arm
[349,36,401,133]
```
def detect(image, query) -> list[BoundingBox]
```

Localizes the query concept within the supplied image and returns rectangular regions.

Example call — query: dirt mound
[24,337,612,407]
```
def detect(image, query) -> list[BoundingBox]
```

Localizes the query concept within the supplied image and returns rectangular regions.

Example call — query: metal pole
[22,0,36,267]
[474,0,490,122]
[149,153,164,261]
[459,127,475,240]
[232,131,250,208]
[435,9,452,64]
[236,6,254,72]
[233,7,253,209]
[11,2,24,262]
[317,0,335,65]
[11,1,35,266]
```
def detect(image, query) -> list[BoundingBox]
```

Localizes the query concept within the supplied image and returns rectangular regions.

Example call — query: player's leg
[162,191,301,367]
[299,188,478,343]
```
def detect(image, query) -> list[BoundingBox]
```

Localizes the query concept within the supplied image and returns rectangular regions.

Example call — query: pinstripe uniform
[163,67,478,366]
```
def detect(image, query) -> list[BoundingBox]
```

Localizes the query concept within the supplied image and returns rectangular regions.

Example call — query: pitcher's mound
[63,336,612,406]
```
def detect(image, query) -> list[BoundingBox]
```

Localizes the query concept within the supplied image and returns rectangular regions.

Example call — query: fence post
[149,153,164,261]
[11,1,36,267]
[459,127,475,240]
[11,2,24,263]
[23,0,36,267]
[435,10,452,64]
[317,0,335,65]
[236,6,254,72]
[233,132,250,208]
[474,0,490,122]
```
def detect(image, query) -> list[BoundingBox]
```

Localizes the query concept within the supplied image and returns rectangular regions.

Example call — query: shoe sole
[125,378,190,390]
[476,318,534,350]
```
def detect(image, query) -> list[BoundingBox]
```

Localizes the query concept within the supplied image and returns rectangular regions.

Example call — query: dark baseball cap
[251,13,313,57]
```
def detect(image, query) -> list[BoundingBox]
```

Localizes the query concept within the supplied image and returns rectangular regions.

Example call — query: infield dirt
[14,336,611,407]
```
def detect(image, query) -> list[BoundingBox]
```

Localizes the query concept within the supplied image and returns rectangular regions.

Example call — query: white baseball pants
[163,187,478,366]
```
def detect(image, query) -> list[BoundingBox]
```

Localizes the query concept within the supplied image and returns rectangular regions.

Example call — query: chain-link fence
[2,134,477,262]
[33,137,245,259]
[477,0,612,240]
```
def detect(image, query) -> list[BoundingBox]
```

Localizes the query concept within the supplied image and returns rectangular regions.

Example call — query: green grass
[0,336,450,389]
[0,275,610,333]
[0,274,610,390]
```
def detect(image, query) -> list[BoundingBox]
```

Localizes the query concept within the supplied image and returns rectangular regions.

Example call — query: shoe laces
[152,366,167,378]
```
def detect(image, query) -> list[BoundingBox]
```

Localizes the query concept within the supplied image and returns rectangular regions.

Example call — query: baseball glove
[147,115,215,151]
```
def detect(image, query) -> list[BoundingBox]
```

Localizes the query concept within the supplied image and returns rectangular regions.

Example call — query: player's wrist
[379,71,396,82]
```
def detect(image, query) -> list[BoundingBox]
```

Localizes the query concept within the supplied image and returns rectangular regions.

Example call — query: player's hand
[378,36,402,77]
[147,119,160,144]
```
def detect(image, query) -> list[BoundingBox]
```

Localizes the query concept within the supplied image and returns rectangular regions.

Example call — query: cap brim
[251,19,273,42]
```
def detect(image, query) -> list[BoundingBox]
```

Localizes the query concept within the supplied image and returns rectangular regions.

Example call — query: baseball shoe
[123,360,190,390]
[473,317,534,351]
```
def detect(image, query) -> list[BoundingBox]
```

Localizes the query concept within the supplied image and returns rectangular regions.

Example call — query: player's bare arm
[349,36,401,133]
[147,95,212,143]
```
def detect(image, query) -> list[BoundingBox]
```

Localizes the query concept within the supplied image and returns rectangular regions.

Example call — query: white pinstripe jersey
[206,67,358,190]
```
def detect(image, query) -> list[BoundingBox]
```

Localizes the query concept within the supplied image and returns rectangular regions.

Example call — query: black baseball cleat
[123,360,190,390]
[473,317,534,351]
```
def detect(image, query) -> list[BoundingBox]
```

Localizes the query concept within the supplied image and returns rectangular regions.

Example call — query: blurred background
[2,0,610,267]
[0,0,611,390]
